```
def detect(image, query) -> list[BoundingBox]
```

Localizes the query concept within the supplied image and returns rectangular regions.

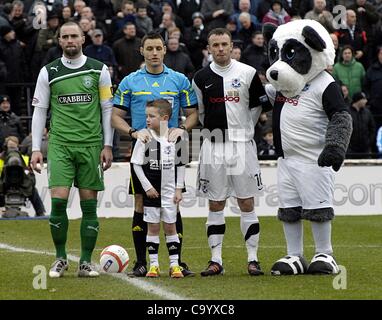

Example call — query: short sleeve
[112,78,132,109]
[130,140,146,165]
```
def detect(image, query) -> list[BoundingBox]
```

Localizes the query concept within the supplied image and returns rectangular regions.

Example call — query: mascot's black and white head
[265,19,335,98]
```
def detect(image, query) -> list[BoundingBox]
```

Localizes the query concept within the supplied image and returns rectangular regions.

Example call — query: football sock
[282,220,304,257]
[80,199,99,263]
[240,210,260,262]
[49,198,69,259]
[311,221,333,255]
[175,211,183,263]
[132,211,147,265]
[166,234,180,268]
[147,235,160,267]
[206,210,225,265]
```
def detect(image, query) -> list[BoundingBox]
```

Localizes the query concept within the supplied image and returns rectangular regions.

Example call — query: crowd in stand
[1,0,382,158]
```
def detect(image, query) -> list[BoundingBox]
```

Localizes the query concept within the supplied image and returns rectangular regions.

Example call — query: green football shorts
[47,143,104,191]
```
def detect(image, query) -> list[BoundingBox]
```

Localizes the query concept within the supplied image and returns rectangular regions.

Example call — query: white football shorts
[143,205,177,224]
[277,157,335,210]
[196,139,264,201]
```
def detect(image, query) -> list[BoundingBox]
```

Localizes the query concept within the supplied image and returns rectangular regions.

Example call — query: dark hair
[140,31,165,47]
[146,99,172,118]
[207,28,232,42]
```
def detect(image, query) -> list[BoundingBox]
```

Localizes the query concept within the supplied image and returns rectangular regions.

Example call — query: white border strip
[0,243,188,300]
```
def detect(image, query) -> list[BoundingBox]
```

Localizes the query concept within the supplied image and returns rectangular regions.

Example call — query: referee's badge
[231,78,241,88]
[83,76,93,88]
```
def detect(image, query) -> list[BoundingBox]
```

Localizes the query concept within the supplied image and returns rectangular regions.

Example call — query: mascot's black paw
[307,253,339,274]
[318,145,345,172]
[271,255,308,275]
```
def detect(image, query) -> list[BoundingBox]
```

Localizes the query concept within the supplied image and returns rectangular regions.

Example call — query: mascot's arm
[318,81,353,172]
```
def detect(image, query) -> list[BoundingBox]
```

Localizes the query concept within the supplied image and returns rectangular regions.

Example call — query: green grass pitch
[0,216,381,300]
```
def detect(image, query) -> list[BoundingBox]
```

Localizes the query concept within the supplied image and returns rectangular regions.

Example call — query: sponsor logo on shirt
[275,95,299,106]
[209,96,240,103]
[57,93,93,104]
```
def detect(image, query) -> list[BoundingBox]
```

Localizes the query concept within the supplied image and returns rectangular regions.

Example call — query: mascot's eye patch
[281,39,312,75]
[268,40,279,65]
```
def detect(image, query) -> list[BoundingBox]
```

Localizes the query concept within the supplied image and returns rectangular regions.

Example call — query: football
[100,245,129,273]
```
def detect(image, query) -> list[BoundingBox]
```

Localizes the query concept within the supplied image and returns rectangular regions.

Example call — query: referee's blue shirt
[113,65,197,129]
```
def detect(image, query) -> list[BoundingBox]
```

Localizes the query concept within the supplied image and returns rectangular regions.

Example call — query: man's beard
[64,46,80,57]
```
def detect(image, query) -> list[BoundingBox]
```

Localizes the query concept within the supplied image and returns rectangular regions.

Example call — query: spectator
[80,6,107,37]
[298,0,336,19]
[111,0,136,36]
[0,25,27,115]
[177,0,201,28]
[164,37,195,80]
[33,11,60,69]
[161,0,184,34]
[238,12,261,49]
[231,45,242,60]
[304,0,334,32]
[72,0,86,21]
[347,92,376,157]
[135,2,153,35]
[147,0,163,28]
[257,0,293,22]
[84,29,117,69]
[334,10,367,68]
[340,82,352,106]
[62,5,73,23]
[348,0,379,64]
[112,22,143,80]
[0,95,25,149]
[262,0,291,26]
[8,0,34,48]
[332,45,365,98]
[241,31,269,82]
[79,17,94,48]
[184,11,208,71]
[330,33,340,63]
[201,0,234,31]
[230,0,260,31]
[258,126,276,156]
[364,46,382,130]
[157,13,176,43]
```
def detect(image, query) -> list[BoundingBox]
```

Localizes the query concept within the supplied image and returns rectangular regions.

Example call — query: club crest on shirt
[231,78,241,88]
[164,146,172,155]
[83,76,93,88]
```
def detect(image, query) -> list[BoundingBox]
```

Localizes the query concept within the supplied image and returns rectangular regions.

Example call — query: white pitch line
[0,243,188,300]
[15,243,381,253]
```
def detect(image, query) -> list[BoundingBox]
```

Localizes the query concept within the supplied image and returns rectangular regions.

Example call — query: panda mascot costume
[263,20,353,275]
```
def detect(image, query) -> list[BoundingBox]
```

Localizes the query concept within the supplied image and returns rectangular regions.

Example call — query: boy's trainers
[146,265,160,278]
[169,265,184,278]
[49,259,68,278]
[78,261,99,277]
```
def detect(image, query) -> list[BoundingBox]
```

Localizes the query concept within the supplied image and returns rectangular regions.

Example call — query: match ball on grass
[100,245,129,273]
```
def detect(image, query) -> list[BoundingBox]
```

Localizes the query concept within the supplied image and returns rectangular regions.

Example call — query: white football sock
[282,220,303,257]
[240,210,260,262]
[311,221,333,255]
[146,235,160,267]
[206,210,225,265]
